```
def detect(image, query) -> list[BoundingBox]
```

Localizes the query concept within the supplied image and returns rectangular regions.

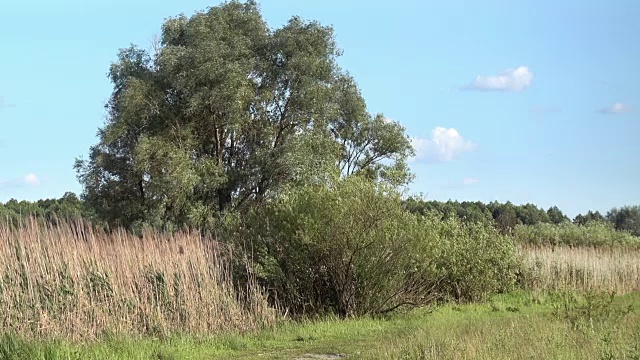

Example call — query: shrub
[240,176,519,317]
[512,221,640,248]
[420,216,519,302]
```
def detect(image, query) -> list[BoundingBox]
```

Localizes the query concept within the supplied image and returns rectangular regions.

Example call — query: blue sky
[0,0,638,218]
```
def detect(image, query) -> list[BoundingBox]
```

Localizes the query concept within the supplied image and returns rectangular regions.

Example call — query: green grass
[2,290,639,359]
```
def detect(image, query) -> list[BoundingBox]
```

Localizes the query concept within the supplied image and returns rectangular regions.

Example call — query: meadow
[2,292,639,359]
[1,218,639,359]
[2,1,638,358]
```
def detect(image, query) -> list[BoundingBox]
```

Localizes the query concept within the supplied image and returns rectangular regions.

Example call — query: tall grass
[519,245,640,294]
[0,218,276,341]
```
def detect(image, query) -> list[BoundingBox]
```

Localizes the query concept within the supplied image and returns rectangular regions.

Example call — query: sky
[0,0,638,218]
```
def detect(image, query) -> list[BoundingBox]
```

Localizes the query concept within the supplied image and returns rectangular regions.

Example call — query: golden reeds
[520,245,640,294]
[0,218,276,341]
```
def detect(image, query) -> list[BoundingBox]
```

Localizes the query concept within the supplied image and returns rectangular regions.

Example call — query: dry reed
[0,218,276,341]
[520,245,640,294]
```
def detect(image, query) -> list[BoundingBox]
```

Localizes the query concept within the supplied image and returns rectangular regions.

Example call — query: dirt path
[292,354,347,359]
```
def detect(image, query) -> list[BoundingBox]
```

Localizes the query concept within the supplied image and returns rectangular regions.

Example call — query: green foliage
[0,192,97,229]
[607,206,640,237]
[552,291,634,333]
[515,203,551,226]
[512,221,640,248]
[2,292,639,359]
[75,0,413,231]
[422,217,519,302]
[0,334,39,360]
[403,198,494,225]
[404,198,640,243]
[573,210,606,225]
[493,203,519,235]
[239,177,518,317]
[547,205,569,224]
[241,176,439,317]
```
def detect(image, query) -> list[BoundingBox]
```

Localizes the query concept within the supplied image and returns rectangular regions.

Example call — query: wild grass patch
[0,219,276,341]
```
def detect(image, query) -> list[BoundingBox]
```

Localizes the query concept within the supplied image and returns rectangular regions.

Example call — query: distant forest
[1,192,638,237]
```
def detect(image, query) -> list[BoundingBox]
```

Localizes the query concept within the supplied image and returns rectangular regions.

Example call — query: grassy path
[2,291,639,359]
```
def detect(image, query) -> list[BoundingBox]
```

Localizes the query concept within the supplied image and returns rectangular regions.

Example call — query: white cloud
[0,173,42,188]
[411,127,476,162]
[23,173,40,186]
[598,102,633,114]
[463,66,533,92]
[462,177,480,185]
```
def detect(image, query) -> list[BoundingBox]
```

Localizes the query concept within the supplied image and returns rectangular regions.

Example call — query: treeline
[2,193,639,239]
[0,192,97,227]
[403,198,640,237]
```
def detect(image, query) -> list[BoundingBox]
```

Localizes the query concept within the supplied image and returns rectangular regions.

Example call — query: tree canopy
[607,206,640,237]
[75,1,413,231]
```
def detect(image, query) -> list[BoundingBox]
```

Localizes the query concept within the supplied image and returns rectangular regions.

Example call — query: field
[520,245,640,294]
[0,219,276,341]
[3,291,639,359]
[1,220,639,359]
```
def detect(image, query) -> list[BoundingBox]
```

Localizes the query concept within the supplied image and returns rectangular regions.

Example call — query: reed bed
[520,245,640,294]
[0,218,276,341]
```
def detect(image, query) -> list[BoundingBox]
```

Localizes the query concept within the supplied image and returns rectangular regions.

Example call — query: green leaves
[330,75,414,186]
[607,206,640,237]
[77,1,415,230]
[239,177,518,317]
[242,177,429,316]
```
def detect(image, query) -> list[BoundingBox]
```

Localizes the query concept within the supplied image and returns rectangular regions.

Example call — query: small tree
[547,206,569,225]
[607,206,640,237]
[494,204,519,235]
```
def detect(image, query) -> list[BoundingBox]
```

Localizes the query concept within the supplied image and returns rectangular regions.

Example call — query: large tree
[75,1,413,230]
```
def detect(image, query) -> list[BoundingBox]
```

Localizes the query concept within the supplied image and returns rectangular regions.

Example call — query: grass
[1,291,638,359]
[0,218,276,341]
[520,245,640,294]
[2,218,640,358]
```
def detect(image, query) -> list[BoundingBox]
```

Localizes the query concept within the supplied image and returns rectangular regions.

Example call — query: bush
[239,177,519,317]
[421,216,519,302]
[512,221,640,248]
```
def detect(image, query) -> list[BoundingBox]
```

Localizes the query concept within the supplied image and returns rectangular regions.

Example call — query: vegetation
[519,245,640,294]
[1,292,638,359]
[0,192,97,228]
[404,198,640,238]
[0,191,518,339]
[239,177,517,317]
[73,0,413,232]
[0,219,275,341]
[4,194,639,248]
[512,221,640,248]
[1,1,639,359]
[607,206,640,237]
